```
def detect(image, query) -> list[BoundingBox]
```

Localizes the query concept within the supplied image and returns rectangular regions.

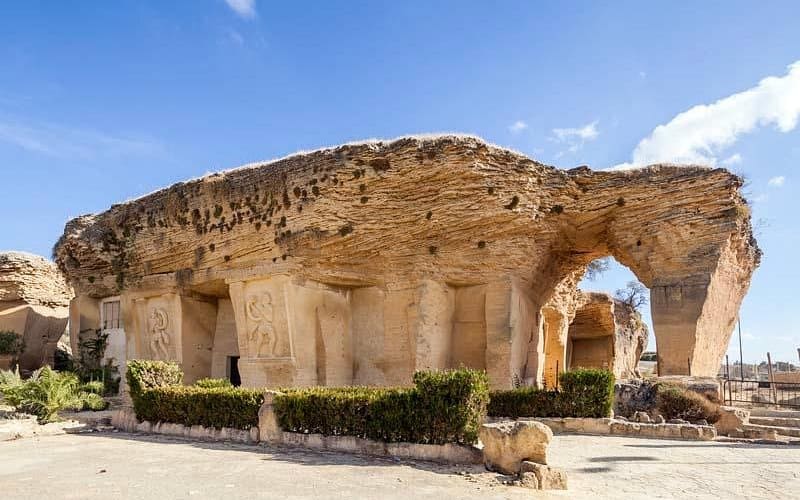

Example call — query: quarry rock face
[565,292,648,380]
[53,136,759,387]
[0,252,72,373]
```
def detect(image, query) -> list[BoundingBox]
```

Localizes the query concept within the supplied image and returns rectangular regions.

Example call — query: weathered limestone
[714,406,750,436]
[0,252,72,373]
[520,461,568,490]
[479,420,553,474]
[524,416,717,440]
[566,292,648,379]
[53,136,760,386]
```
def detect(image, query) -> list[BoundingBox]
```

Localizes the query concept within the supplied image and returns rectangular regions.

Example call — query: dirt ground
[1,432,798,499]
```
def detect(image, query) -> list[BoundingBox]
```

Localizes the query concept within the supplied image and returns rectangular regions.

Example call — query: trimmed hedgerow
[487,387,561,418]
[558,368,615,418]
[126,360,183,397]
[126,360,262,430]
[133,385,264,430]
[487,368,615,418]
[194,378,233,389]
[274,368,489,445]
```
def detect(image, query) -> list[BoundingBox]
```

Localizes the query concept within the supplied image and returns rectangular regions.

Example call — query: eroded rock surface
[480,420,552,474]
[567,292,648,379]
[53,136,759,384]
[0,252,72,373]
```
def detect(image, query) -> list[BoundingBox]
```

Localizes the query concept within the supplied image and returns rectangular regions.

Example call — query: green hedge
[126,360,262,430]
[133,385,264,430]
[488,369,615,418]
[194,377,233,389]
[126,360,183,397]
[274,368,489,445]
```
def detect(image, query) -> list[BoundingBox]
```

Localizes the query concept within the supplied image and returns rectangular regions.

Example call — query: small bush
[126,360,183,397]
[0,331,23,356]
[194,378,233,389]
[78,392,108,411]
[81,380,105,395]
[0,367,106,422]
[559,368,615,418]
[487,369,615,418]
[274,368,489,445]
[134,386,263,430]
[0,367,23,390]
[655,385,720,423]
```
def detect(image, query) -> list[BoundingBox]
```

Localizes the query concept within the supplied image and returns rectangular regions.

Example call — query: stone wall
[54,136,760,385]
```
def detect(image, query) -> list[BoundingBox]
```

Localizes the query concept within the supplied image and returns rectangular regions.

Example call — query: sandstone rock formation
[480,420,552,474]
[0,252,72,373]
[566,292,648,379]
[53,135,759,387]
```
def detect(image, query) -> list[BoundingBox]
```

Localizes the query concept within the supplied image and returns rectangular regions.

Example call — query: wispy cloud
[550,120,599,156]
[508,120,528,134]
[0,119,163,160]
[224,0,256,19]
[721,153,742,166]
[612,61,800,169]
[768,175,785,187]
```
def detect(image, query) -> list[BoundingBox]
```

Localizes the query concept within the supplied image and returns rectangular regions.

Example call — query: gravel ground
[1,432,798,499]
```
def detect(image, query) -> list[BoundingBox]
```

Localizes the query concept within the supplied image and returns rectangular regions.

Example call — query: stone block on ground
[479,420,552,475]
[714,406,750,436]
[520,461,568,490]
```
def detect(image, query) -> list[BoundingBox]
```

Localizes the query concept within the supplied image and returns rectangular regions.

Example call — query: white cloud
[224,0,256,19]
[550,120,599,156]
[508,120,528,134]
[612,60,800,170]
[768,175,785,187]
[0,119,163,160]
[721,153,742,166]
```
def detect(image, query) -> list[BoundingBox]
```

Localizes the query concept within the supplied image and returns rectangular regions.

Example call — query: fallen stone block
[480,420,552,475]
[714,406,750,436]
[520,461,568,490]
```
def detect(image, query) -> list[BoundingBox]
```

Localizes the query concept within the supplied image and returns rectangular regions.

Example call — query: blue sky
[1,1,798,363]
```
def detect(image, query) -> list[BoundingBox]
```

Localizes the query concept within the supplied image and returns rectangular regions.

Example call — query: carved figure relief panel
[246,292,278,358]
[236,279,293,360]
[148,306,172,360]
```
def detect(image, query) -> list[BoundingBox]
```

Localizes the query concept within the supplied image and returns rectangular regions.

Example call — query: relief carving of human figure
[148,307,171,360]
[246,293,277,357]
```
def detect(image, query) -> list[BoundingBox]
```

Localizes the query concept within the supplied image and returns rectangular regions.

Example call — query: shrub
[0,331,23,356]
[655,384,720,423]
[81,380,105,395]
[78,392,108,411]
[133,385,263,430]
[0,367,106,422]
[488,387,560,418]
[126,360,183,397]
[487,369,615,418]
[0,367,23,390]
[274,368,489,445]
[558,368,615,418]
[194,378,233,389]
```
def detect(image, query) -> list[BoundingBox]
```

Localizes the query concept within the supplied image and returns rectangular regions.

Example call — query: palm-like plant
[1,367,84,423]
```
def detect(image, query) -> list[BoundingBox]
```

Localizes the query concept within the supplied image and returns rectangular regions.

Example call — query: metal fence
[721,377,800,408]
